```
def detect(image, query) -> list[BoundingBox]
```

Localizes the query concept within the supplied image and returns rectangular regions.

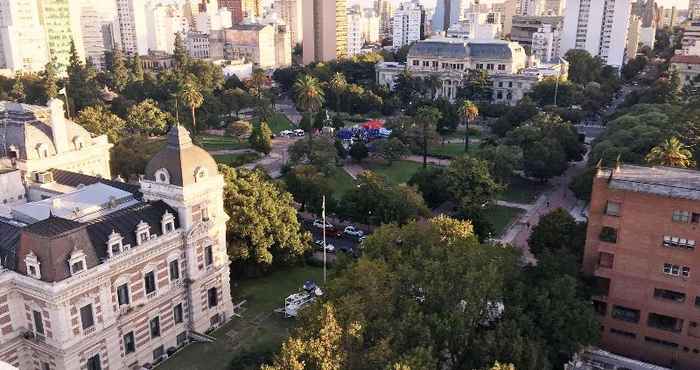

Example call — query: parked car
[279,130,294,137]
[293,129,305,137]
[314,239,335,253]
[313,219,334,230]
[358,236,367,244]
[343,225,364,238]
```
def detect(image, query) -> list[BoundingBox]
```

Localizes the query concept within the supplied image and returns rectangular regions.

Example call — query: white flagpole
[322,195,327,285]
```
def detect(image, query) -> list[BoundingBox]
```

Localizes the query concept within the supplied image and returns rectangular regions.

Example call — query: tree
[65,40,100,114]
[130,55,144,82]
[376,138,410,165]
[477,144,523,184]
[9,73,25,103]
[288,136,338,174]
[457,69,493,102]
[349,141,369,162]
[41,60,59,102]
[110,48,129,92]
[126,99,173,136]
[227,120,253,143]
[411,106,442,168]
[75,105,126,143]
[173,32,189,69]
[222,88,255,119]
[285,165,334,214]
[564,49,602,85]
[180,81,203,134]
[446,155,503,210]
[249,122,273,155]
[527,208,587,259]
[248,68,269,101]
[110,135,164,179]
[458,100,479,152]
[645,137,695,168]
[221,165,310,268]
[329,72,347,112]
[293,74,325,114]
[408,167,452,208]
[523,137,568,181]
[339,171,429,225]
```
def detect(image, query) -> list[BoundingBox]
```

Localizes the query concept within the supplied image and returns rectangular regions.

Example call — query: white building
[146,3,188,54]
[195,7,232,34]
[392,1,424,49]
[560,0,631,68]
[432,0,471,32]
[275,0,303,49]
[362,8,380,44]
[116,0,149,55]
[0,0,49,73]
[186,32,210,59]
[519,0,545,16]
[532,23,559,62]
[347,8,364,56]
[80,4,107,70]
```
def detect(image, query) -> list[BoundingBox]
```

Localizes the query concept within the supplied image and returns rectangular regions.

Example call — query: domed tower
[141,125,233,332]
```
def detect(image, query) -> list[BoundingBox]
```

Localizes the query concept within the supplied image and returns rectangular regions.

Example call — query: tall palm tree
[646,137,696,168]
[180,82,203,134]
[293,74,325,114]
[328,72,347,113]
[458,100,479,152]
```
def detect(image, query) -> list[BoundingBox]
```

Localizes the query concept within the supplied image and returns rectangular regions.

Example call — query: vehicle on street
[279,130,294,137]
[314,239,335,253]
[313,219,334,230]
[343,225,364,238]
[293,129,305,137]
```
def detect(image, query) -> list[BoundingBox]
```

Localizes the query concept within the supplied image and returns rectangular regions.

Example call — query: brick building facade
[584,164,700,369]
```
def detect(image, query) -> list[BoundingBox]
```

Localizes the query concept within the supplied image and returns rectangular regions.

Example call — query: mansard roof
[50,169,142,198]
[7,200,179,282]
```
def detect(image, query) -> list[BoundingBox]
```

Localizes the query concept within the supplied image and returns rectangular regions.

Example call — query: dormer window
[73,136,84,150]
[36,143,49,158]
[136,221,151,245]
[69,249,87,276]
[155,168,170,184]
[161,211,175,234]
[107,230,124,257]
[194,167,207,182]
[25,251,41,279]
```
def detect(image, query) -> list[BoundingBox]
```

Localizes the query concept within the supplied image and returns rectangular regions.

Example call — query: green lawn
[159,265,325,370]
[195,135,250,151]
[429,142,479,158]
[498,176,550,204]
[214,152,261,167]
[482,205,525,237]
[327,167,357,199]
[365,160,426,185]
[255,113,294,134]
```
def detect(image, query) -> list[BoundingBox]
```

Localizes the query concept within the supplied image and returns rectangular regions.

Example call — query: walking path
[208,148,257,156]
[404,155,451,167]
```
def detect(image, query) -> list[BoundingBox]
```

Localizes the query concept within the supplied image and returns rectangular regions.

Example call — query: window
[25,252,41,279]
[610,328,636,339]
[645,336,679,348]
[33,310,44,335]
[71,260,84,274]
[41,362,50,370]
[177,331,187,346]
[123,331,135,354]
[498,64,506,70]
[412,60,419,66]
[69,249,87,275]
[673,210,690,223]
[153,345,165,361]
[208,287,218,308]
[654,288,686,303]
[611,305,640,323]
[150,316,161,338]
[663,263,690,278]
[86,354,101,370]
[139,232,149,244]
[693,213,700,223]
[201,207,209,222]
[205,245,214,267]
[211,313,221,326]
[648,312,683,333]
[605,201,621,216]
[173,303,184,324]
[599,226,618,243]
[662,236,695,250]
[135,221,151,245]
[169,260,180,281]
[144,271,156,295]
[593,300,607,316]
[117,283,130,306]
[598,252,614,268]
[80,304,94,330]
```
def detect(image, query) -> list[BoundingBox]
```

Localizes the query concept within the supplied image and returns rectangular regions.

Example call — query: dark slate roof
[468,42,515,59]
[408,40,469,59]
[9,200,179,282]
[0,219,22,270]
[50,169,142,197]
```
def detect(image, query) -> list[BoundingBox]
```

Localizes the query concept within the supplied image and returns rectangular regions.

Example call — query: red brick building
[584,164,700,369]
[219,0,244,24]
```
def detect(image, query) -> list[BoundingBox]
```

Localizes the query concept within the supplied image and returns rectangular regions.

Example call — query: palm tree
[180,82,203,134]
[646,137,696,168]
[293,74,325,114]
[458,100,479,152]
[328,72,347,113]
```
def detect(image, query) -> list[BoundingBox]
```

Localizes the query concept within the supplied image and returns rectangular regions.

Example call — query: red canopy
[362,119,384,129]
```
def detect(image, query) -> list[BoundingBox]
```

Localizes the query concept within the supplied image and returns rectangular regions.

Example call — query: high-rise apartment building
[302,0,347,64]
[347,7,364,56]
[392,1,425,49]
[243,0,262,19]
[116,0,149,55]
[275,0,303,49]
[146,3,187,54]
[584,164,700,369]
[376,0,394,39]
[627,15,641,60]
[218,0,243,24]
[37,0,85,71]
[532,23,559,62]
[691,0,700,20]
[0,0,49,73]
[433,0,471,32]
[80,4,106,70]
[362,8,380,44]
[560,0,631,68]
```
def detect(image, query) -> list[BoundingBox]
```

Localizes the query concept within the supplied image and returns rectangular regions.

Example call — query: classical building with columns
[0,104,234,370]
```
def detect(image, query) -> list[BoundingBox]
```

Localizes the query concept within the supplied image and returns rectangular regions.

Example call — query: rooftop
[671,54,700,64]
[599,165,700,200]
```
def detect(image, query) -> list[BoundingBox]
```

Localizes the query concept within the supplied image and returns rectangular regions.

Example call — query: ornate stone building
[0,115,234,370]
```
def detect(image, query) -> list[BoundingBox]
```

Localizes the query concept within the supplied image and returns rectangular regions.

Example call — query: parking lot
[299,217,367,257]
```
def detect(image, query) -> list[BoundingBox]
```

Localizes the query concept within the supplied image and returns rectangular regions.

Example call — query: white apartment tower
[532,23,559,62]
[147,4,188,54]
[116,0,149,55]
[362,8,380,44]
[0,0,49,72]
[560,0,631,68]
[275,0,303,49]
[81,4,106,70]
[392,1,423,49]
[347,8,364,55]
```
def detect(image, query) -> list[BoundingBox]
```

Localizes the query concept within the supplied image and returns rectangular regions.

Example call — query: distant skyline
[345,0,690,10]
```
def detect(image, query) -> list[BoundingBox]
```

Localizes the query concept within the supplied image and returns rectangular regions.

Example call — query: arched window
[73,136,85,150]
[194,167,207,183]
[36,143,49,158]
[25,251,41,279]
[68,249,87,275]
[155,168,170,184]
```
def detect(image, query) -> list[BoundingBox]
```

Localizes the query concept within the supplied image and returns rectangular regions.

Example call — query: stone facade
[0,124,234,370]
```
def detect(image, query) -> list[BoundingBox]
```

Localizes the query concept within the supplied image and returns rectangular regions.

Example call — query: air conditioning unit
[35,171,54,184]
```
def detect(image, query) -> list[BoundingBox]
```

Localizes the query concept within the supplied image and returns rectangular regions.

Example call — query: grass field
[498,176,550,204]
[159,265,325,370]
[482,205,525,237]
[327,167,357,199]
[365,160,426,185]
[214,152,261,167]
[195,135,250,151]
[255,113,294,134]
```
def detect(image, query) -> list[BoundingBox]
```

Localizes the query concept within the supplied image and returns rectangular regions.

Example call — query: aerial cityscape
[0,0,697,369]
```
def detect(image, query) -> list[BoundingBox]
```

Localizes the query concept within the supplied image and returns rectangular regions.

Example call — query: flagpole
[322,195,327,285]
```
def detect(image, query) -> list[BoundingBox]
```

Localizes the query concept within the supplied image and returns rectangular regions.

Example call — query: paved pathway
[404,155,451,167]
[343,163,364,179]
[241,136,300,177]
[208,148,257,156]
